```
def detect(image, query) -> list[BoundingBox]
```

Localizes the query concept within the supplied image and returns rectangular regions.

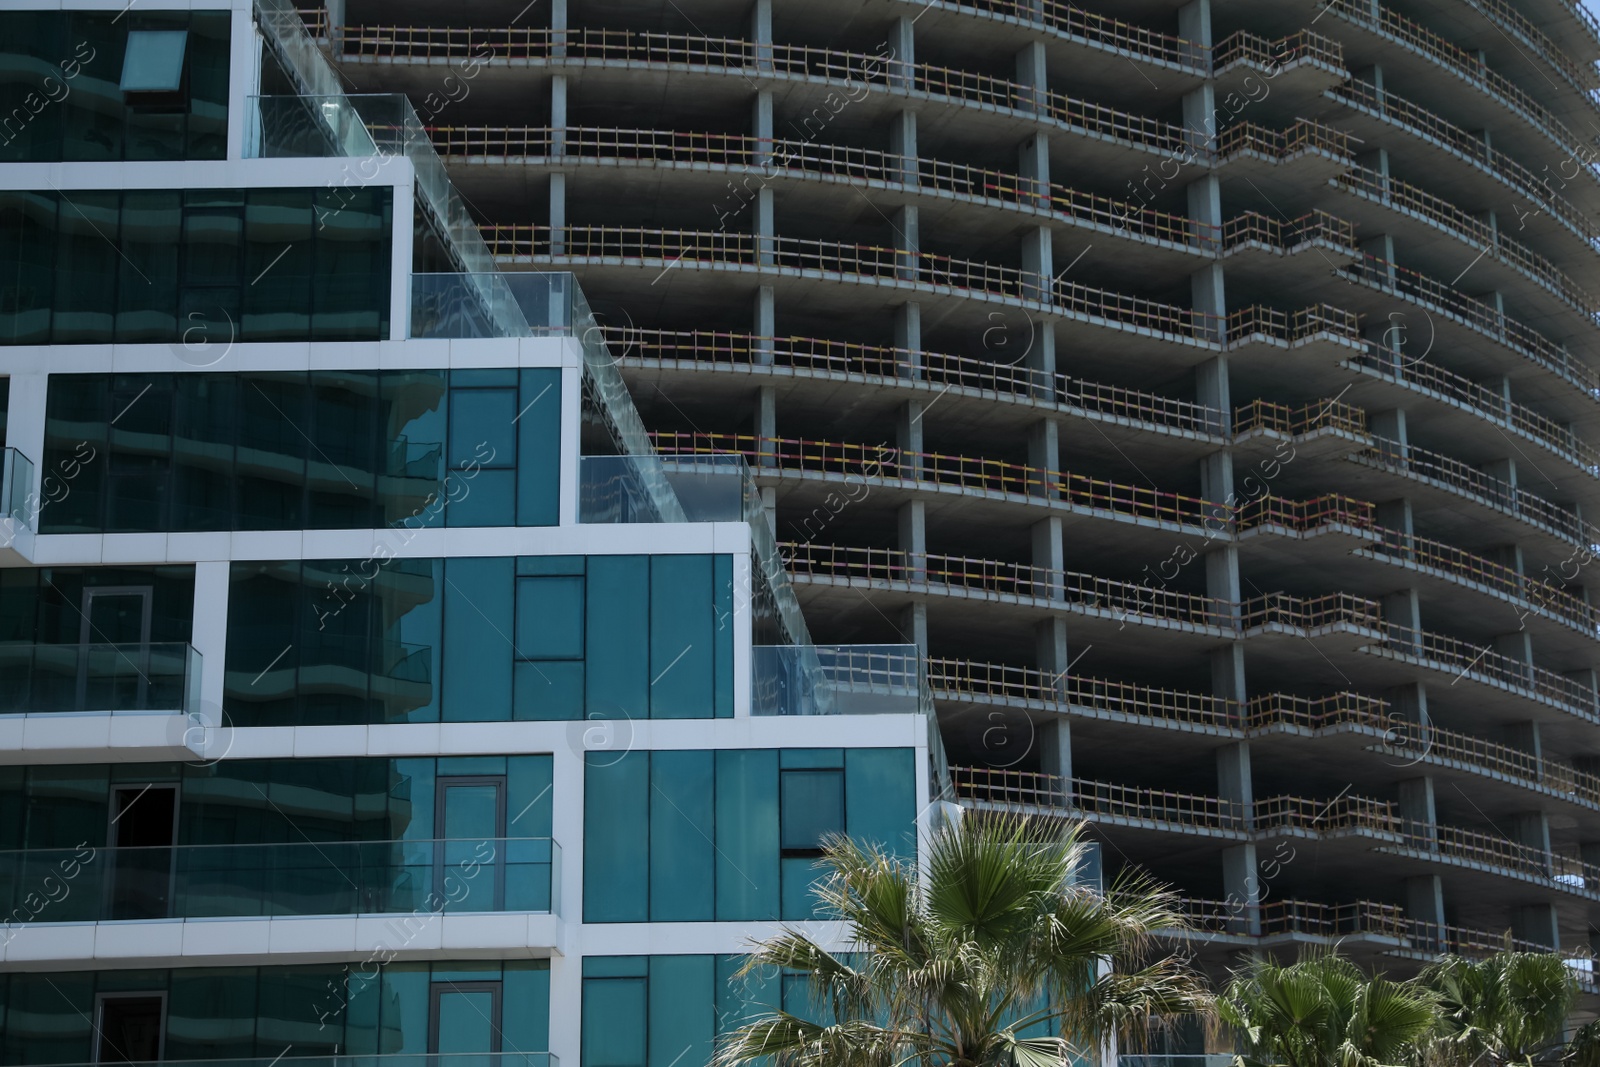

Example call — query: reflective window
[583,748,915,923]
[0,188,391,346]
[41,369,559,533]
[0,11,228,163]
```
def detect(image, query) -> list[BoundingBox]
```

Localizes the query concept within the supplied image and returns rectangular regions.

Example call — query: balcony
[752,644,929,717]
[0,448,34,566]
[578,454,753,524]
[0,642,204,764]
[0,836,559,924]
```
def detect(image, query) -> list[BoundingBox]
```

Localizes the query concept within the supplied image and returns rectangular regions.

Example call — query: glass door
[430,980,501,1067]
[95,993,165,1064]
[106,784,177,920]
[434,777,505,911]
[78,586,153,709]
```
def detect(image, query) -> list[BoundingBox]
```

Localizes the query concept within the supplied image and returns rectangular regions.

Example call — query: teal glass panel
[583,752,648,922]
[515,369,561,527]
[447,388,514,527]
[780,769,844,850]
[3,970,93,1063]
[451,370,517,388]
[845,749,917,860]
[343,964,385,1054]
[243,190,316,342]
[584,957,648,978]
[713,556,733,717]
[312,187,390,340]
[167,969,257,1059]
[649,555,714,718]
[586,556,648,719]
[435,988,497,1053]
[52,190,118,343]
[782,855,828,920]
[121,29,187,91]
[513,660,582,720]
[447,468,513,527]
[516,576,583,659]
[507,757,553,839]
[442,557,513,721]
[780,750,844,769]
[501,963,551,1055]
[518,555,583,576]
[380,966,431,1052]
[0,192,56,343]
[649,956,714,1067]
[714,750,779,920]
[715,954,779,1034]
[648,750,713,922]
[117,191,181,341]
[582,978,647,1067]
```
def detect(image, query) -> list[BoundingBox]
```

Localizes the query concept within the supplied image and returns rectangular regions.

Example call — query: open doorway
[95,993,164,1064]
[107,784,177,920]
[79,586,153,709]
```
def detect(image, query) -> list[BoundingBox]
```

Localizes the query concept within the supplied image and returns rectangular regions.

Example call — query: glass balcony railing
[26,1055,556,1067]
[752,644,928,716]
[3,448,33,529]
[410,272,574,340]
[579,454,754,524]
[0,837,559,924]
[0,642,200,716]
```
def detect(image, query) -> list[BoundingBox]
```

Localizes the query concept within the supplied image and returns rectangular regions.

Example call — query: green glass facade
[582,748,915,923]
[0,188,391,346]
[0,756,554,923]
[41,370,558,533]
[0,11,229,163]
[0,961,550,1065]
[224,554,735,726]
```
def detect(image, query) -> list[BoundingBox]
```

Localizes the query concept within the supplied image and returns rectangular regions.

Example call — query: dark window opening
[108,784,176,920]
[95,994,164,1064]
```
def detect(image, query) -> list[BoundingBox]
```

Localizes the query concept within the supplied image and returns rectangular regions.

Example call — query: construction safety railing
[1213,29,1344,75]
[1335,167,1600,319]
[488,225,1223,343]
[1221,210,1358,256]
[1463,0,1600,98]
[1181,897,1410,939]
[1322,0,1598,166]
[927,658,1236,730]
[1416,822,1598,888]
[1329,79,1600,249]
[1233,397,1368,439]
[937,0,1200,70]
[434,126,1213,251]
[1215,119,1354,164]
[604,328,1225,439]
[1363,525,1600,637]
[1235,493,1376,534]
[1243,691,1392,731]
[1255,793,1398,834]
[1374,624,1600,719]
[1239,592,1383,633]
[1381,718,1600,807]
[1225,304,1362,346]
[951,767,1243,831]
[651,431,1226,532]
[343,27,1199,161]
[1348,348,1600,478]
[1358,438,1594,550]
[295,3,329,37]
[1341,254,1600,400]
[781,542,1235,630]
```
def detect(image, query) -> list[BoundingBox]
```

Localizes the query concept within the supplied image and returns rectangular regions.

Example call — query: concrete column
[1038,719,1071,780]
[1504,721,1544,781]
[753,286,775,365]
[1018,134,1050,211]
[755,186,776,266]
[894,302,922,378]
[1222,843,1262,934]
[887,16,914,90]
[547,172,566,255]
[1482,456,1517,512]
[1564,669,1600,716]
[549,76,569,160]
[1387,682,1430,728]
[1356,146,1391,192]
[1494,631,1535,691]
[1015,40,1047,114]
[550,0,567,56]
[752,91,774,167]
[1212,643,1246,705]
[1476,290,1509,338]
[1027,419,1059,498]
[899,602,929,655]
[898,500,927,584]
[894,205,919,282]
[1217,741,1254,829]
[896,401,924,479]
[1384,588,1422,653]
[1398,776,1437,844]
[1035,616,1069,698]
[1196,354,1230,436]
[1188,172,1222,253]
[750,0,772,70]
[1361,233,1396,285]
[1370,408,1408,463]
[1177,0,1212,68]
[1022,227,1054,303]
[1032,517,1065,600]
[889,111,918,186]
[1182,82,1218,156]
[1375,498,1415,554]
[1511,810,1554,874]
[1025,321,1056,401]
[1513,903,1560,949]
[755,386,776,466]
[1406,874,1447,949]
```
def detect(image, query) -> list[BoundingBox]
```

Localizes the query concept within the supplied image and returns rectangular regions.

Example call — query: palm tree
[1218,951,1435,1067]
[1418,951,1586,1067]
[715,812,1213,1067]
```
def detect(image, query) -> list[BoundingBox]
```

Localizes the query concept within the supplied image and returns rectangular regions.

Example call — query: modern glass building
[0,5,938,1067]
[286,0,1600,991]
